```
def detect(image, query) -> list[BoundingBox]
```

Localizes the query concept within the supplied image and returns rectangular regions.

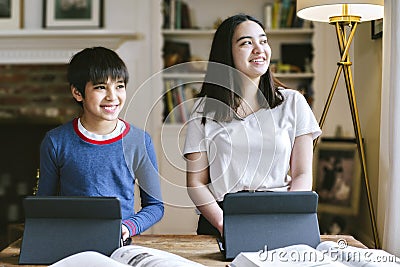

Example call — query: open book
[49,245,206,267]
[229,240,400,267]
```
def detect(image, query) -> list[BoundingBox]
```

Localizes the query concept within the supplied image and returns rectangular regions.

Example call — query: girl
[183,14,321,236]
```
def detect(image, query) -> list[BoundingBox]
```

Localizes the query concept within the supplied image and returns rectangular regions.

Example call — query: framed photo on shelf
[43,0,103,29]
[313,139,361,216]
[0,0,23,29]
[371,18,383,39]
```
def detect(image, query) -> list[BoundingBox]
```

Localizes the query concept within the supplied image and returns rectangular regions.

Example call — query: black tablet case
[222,191,320,260]
[19,196,122,265]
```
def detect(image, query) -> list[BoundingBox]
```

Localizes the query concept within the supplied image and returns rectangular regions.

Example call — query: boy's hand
[121,224,130,240]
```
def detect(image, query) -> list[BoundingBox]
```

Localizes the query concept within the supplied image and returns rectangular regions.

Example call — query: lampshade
[296,0,384,22]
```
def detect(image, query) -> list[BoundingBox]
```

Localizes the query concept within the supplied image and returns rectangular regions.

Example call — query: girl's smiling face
[232,20,271,84]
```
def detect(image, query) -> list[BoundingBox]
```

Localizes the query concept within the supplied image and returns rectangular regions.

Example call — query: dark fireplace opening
[0,64,80,249]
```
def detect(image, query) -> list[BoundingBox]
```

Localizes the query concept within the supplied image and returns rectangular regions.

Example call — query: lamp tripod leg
[313,64,343,149]
[342,63,381,249]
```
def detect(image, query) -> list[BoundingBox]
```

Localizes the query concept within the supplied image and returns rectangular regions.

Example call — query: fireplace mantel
[0,30,142,64]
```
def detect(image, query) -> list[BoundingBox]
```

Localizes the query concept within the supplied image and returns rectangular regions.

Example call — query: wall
[354,22,383,247]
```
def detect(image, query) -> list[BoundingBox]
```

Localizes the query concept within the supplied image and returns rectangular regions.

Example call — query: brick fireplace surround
[0,64,79,121]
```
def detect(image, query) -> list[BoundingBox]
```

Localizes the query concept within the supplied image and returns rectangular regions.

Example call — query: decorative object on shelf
[371,18,383,39]
[163,40,191,68]
[281,43,313,72]
[297,0,383,248]
[313,138,361,216]
[212,17,222,29]
[43,0,103,29]
[0,0,23,30]
[187,57,207,72]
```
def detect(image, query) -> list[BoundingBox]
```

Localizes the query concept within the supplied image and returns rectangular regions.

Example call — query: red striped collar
[73,118,130,145]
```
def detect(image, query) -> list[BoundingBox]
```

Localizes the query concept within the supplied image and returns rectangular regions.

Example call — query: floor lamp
[296,0,384,248]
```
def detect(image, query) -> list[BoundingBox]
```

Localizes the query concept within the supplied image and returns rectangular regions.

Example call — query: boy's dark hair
[197,14,285,123]
[67,47,129,100]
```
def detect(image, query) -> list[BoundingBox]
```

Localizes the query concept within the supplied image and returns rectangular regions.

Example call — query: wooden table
[0,234,366,267]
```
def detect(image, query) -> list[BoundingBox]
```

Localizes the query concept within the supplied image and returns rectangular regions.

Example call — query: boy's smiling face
[72,77,126,132]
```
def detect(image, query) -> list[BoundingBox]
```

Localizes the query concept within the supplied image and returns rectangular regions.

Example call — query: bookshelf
[161,0,315,125]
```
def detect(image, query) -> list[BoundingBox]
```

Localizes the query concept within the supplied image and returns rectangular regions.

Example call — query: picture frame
[43,0,103,29]
[0,0,23,30]
[371,18,383,40]
[313,139,361,216]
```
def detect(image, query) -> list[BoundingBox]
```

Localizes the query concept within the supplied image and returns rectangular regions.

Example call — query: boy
[37,47,164,241]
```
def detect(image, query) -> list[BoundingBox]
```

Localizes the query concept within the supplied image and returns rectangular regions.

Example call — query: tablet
[19,196,122,264]
[221,191,320,259]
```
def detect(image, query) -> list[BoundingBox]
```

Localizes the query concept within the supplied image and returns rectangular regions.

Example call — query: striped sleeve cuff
[122,219,138,236]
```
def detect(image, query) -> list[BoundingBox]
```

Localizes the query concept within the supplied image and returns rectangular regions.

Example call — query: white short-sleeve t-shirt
[183,89,321,201]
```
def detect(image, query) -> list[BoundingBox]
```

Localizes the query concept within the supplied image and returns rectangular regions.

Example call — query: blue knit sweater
[37,118,164,236]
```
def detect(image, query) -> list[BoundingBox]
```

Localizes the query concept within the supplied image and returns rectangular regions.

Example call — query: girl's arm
[289,133,314,191]
[186,152,223,235]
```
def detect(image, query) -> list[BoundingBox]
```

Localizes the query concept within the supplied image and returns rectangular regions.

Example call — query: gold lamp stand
[313,6,380,248]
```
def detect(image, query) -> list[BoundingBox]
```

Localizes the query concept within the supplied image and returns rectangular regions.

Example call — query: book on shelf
[272,0,280,29]
[285,1,296,28]
[229,240,400,267]
[163,80,198,124]
[162,0,191,30]
[264,3,273,30]
[49,245,206,267]
[175,84,188,123]
[279,0,291,28]
[162,0,171,29]
[164,80,176,123]
[269,0,306,29]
